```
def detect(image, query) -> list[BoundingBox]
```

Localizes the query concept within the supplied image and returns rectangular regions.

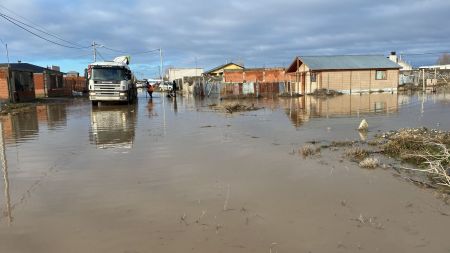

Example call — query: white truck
[88,56,137,106]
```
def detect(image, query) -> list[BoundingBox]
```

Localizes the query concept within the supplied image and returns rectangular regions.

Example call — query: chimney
[388,51,398,63]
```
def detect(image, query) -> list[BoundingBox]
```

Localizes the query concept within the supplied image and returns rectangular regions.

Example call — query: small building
[166,68,204,82]
[419,64,450,70]
[286,55,401,94]
[223,68,286,95]
[204,62,244,77]
[166,68,204,93]
[0,63,36,103]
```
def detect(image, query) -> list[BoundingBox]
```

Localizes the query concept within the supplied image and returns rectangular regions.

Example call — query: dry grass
[330,140,355,147]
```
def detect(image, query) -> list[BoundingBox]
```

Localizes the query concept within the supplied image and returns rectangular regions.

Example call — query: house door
[301,73,306,94]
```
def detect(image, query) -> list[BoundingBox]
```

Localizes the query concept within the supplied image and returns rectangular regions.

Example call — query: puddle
[0,90,450,252]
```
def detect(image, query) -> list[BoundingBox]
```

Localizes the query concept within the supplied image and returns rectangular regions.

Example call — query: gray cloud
[1,0,449,76]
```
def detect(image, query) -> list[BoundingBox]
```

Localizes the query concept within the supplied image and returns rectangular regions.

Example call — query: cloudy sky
[0,0,449,78]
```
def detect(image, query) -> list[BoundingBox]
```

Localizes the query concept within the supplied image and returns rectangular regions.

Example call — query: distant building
[167,68,204,82]
[65,71,80,77]
[285,55,401,94]
[204,62,244,77]
[419,64,450,70]
[388,52,412,70]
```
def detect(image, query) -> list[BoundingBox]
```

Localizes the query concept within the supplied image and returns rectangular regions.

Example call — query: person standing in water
[147,82,154,98]
[172,80,177,97]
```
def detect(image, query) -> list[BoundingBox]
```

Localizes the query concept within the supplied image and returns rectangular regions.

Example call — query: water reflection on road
[0,91,450,252]
[89,105,137,149]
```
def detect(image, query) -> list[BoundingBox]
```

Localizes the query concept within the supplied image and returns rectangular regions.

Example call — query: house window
[375,70,387,80]
[311,72,317,82]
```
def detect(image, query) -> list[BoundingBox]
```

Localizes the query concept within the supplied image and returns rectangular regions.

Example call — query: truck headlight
[90,92,96,95]
[119,92,126,96]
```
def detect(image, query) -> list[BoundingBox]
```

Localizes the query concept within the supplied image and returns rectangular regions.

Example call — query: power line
[400,51,450,56]
[96,49,107,61]
[0,12,90,49]
[102,45,160,56]
[0,4,89,49]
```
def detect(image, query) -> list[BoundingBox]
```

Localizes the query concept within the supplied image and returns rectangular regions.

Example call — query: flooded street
[1,91,450,252]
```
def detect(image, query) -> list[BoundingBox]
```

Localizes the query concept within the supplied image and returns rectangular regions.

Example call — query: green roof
[287,55,401,72]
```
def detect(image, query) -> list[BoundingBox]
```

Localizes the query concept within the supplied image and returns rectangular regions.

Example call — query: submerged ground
[1,90,450,252]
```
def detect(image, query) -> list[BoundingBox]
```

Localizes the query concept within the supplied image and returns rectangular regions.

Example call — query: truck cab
[88,60,137,105]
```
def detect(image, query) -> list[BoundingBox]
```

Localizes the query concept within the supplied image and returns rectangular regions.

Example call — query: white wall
[167,68,204,82]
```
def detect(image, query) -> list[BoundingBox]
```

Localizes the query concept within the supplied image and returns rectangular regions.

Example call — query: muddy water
[1,91,450,252]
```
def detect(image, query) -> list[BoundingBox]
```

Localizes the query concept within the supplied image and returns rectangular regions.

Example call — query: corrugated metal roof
[0,63,64,74]
[299,55,401,70]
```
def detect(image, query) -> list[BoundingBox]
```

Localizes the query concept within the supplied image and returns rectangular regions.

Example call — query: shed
[285,55,402,94]
[0,63,36,103]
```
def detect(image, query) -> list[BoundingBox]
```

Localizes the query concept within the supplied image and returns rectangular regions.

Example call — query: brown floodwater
[1,90,450,252]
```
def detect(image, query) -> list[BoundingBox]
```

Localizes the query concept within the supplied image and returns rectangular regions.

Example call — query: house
[0,63,36,102]
[204,62,244,77]
[285,55,401,94]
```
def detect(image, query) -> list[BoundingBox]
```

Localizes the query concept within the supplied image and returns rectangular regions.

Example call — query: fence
[400,69,450,89]
[64,76,87,93]
[192,81,288,98]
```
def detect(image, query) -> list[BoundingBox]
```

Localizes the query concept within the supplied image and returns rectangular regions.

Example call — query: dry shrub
[300,144,321,158]
[382,128,450,165]
[381,128,450,188]
[345,147,370,161]
[359,157,380,169]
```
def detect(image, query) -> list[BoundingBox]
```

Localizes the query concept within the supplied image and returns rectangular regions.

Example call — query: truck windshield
[92,67,127,81]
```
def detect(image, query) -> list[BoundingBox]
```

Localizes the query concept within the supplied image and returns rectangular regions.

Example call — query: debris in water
[358,119,368,131]
[359,157,380,169]
[223,103,260,113]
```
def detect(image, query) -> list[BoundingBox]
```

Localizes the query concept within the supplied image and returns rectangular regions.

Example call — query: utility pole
[159,48,163,81]
[5,43,9,65]
[92,41,97,62]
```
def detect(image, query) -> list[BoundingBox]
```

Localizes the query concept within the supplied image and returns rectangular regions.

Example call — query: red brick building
[33,67,70,97]
[0,64,36,102]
